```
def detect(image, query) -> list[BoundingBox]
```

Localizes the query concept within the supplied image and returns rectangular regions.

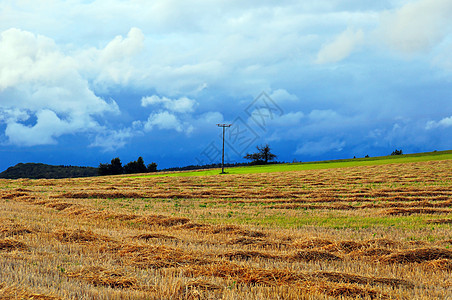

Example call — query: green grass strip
[204,213,452,231]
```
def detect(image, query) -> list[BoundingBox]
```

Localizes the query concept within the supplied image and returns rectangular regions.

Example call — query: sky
[0,0,451,171]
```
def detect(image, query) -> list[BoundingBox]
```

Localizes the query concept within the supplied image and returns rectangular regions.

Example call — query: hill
[0,163,98,179]
[138,149,452,177]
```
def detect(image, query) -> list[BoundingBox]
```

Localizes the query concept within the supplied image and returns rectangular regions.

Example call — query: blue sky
[0,0,451,171]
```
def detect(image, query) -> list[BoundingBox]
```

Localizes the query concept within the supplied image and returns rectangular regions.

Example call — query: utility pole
[217,123,232,174]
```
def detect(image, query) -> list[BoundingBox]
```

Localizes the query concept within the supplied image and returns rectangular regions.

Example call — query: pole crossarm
[217,124,232,174]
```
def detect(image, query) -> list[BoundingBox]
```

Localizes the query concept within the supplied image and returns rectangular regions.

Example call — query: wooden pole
[216,124,231,174]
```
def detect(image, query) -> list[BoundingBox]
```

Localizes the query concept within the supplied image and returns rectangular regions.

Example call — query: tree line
[0,163,98,179]
[391,149,403,155]
[98,157,157,176]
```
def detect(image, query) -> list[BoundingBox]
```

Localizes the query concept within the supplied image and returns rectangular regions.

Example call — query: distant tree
[258,144,277,164]
[136,157,147,173]
[244,144,277,165]
[244,152,262,164]
[147,162,157,172]
[99,157,157,176]
[109,157,124,175]
[365,155,370,158]
[391,149,403,156]
[124,161,138,174]
[98,163,111,176]
[124,157,150,174]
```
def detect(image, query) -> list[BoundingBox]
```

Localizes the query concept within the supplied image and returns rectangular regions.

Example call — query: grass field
[139,150,452,177]
[0,152,451,299]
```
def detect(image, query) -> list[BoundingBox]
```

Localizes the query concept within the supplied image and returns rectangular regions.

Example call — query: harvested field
[0,159,451,299]
[0,239,28,251]
[422,259,452,271]
[0,282,61,299]
[380,248,452,264]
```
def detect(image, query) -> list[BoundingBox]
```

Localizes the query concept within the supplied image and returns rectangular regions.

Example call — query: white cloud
[308,109,340,121]
[141,95,198,113]
[144,111,185,133]
[267,111,305,127]
[78,27,145,89]
[90,128,137,152]
[315,27,364,64]
[0,108,29,123]
[195,111,224,126]
[426,115,452,129]
[5,109,81,146]
[379,0,452,53]
[269,89,298,103]
[295,138,346,155]
[0,28,119,146]
[140,94,220,135]
[100,27,144,63]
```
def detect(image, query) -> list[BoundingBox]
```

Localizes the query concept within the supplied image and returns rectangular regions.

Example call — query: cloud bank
[0,0,450,169]
[0,28,119,147]
[379,0,452,53]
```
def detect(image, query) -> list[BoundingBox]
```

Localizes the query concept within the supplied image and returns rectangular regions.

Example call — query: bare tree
[244,144,277,165]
